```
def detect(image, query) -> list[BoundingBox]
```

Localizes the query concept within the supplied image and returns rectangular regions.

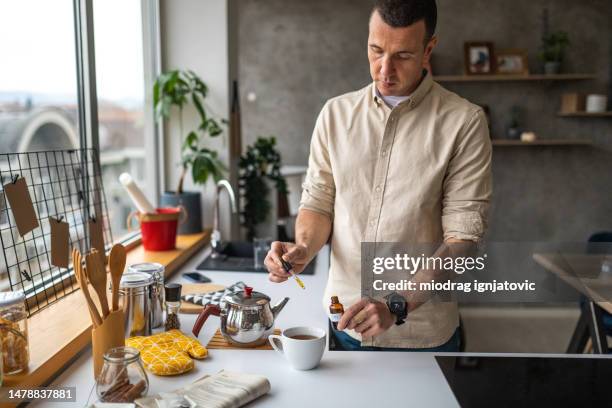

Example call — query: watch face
[390,296,404,313]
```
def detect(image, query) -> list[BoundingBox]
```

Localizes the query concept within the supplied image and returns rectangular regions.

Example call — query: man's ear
[423,36,438,66]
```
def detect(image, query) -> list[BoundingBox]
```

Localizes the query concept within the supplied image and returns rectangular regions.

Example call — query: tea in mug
[289,334,318,340]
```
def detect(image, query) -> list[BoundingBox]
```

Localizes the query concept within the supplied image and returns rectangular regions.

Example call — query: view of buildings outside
[0,0,148,292]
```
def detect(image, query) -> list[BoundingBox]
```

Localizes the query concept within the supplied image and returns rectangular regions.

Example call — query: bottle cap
[164,283,182,301]
[331,295,339,303]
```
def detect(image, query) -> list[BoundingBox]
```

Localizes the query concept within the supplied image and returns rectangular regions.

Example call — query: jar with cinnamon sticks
[96,347,149,403]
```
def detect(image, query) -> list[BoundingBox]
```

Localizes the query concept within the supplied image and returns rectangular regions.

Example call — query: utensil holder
[92,310,125,379]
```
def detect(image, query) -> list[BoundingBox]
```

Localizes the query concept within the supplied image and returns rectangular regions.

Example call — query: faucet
[211,179,238,258]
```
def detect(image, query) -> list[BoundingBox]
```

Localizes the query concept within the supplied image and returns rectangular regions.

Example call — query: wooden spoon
[73,248,102,327]
[86,249,110,319]
[108,244,127,312]
[73,250,97,326]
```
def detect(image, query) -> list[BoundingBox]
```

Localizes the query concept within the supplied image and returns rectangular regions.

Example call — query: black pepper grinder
[164,283,182,331]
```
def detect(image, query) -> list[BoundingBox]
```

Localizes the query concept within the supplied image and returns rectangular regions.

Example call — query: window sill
[3,231,210,388]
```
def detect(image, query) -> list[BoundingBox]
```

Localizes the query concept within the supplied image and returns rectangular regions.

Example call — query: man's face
[368,10,436,96]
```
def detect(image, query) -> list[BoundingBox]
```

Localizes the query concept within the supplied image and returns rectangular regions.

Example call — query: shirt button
[375,186,382,192]
[370,220,376,227]
[381,150,387,157]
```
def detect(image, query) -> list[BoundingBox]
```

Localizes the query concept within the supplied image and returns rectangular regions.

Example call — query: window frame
[75,0,163,277]
[13,0,162,308]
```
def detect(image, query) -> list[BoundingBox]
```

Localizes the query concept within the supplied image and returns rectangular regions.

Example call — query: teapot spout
[271,297,290,318]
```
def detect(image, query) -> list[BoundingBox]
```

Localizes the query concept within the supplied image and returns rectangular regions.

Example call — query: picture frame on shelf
[464,42,495,75]
[496,48,529,75]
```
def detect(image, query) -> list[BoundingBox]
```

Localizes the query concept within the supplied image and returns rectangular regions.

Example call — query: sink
[197,240,316,274]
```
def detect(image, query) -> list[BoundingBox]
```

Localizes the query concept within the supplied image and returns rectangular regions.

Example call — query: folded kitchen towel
[182,281,247,306]
[135,370,270,408]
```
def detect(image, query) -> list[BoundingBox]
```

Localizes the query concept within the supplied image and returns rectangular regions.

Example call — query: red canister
[127,207,186,251]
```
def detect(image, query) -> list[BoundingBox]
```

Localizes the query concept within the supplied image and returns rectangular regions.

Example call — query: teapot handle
[192,304,221,337]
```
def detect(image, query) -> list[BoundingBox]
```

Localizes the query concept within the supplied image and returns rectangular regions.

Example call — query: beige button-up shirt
[300,71,492,348]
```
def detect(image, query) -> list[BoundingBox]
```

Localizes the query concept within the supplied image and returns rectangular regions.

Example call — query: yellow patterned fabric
[126,329,208,376]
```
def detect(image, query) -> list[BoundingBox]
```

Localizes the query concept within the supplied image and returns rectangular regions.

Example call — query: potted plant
[239,136,288,240]
[154,69,226,234]
[538,31,570,74]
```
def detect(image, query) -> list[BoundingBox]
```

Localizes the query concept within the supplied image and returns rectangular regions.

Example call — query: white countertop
[34,245,457,407]
[31,244,612,407]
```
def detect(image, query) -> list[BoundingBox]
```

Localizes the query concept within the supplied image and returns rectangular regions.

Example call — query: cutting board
[179,283,226,314]
[206,328,281,350]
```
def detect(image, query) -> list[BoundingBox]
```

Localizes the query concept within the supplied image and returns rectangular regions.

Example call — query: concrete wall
[237,0,612,242]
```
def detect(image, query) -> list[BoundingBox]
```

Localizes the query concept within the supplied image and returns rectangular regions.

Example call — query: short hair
[372,0,437,40]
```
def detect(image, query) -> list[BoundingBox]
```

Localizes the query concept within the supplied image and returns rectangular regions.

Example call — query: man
[265,0,491,351]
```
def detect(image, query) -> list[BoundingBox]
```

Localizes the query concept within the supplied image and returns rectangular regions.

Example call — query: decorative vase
[160,191,202,235]
[544,61,561,75]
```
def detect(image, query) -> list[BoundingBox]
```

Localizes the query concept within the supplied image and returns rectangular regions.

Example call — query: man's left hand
[337,297,395,339]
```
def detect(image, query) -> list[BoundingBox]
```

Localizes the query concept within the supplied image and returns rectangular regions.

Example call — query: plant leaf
[183,131,199,151]
[192,93,207,125]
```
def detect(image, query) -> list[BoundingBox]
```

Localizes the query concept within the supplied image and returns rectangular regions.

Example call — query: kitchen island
[31,245,612,407]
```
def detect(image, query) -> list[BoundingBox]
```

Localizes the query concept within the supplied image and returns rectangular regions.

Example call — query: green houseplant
[239,137,288,240]
[538,31,570,74]
[154,69,226,234]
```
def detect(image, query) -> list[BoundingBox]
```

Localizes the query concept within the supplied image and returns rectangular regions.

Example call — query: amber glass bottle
[329,296,344,330]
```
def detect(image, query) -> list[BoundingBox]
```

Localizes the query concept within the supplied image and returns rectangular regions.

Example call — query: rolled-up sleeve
[442,108,492,242]
[299,102,336,219]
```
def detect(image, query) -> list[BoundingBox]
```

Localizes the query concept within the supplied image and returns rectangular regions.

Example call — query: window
[0,0,79,152]
[0,0,159,306]
[0,0,79,293]
[93,0,153,239]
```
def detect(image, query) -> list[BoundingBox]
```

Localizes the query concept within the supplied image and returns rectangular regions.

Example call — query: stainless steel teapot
[192,286,289,347]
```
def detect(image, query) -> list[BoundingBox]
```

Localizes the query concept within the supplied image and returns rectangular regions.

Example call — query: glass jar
[96,347,149,403]
[0,342,3,386]
[164,283,182,331]
[0,291,29,375]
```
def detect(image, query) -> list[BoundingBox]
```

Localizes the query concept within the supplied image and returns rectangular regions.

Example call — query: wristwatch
[384,292,408,325]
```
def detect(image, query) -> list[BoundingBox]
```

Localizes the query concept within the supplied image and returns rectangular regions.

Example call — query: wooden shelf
[433,74,596,82]
[558,111,612,118]
[492,139,591,146]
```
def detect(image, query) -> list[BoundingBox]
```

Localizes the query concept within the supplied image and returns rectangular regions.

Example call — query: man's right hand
[265,241,310,283]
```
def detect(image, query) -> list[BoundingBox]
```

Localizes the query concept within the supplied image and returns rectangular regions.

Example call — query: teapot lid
[224,286,270,306]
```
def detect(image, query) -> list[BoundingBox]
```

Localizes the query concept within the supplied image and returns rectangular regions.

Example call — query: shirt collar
[372,69,433,110]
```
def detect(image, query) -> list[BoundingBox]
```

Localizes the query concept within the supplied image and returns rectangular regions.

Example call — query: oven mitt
[126,329,207,376]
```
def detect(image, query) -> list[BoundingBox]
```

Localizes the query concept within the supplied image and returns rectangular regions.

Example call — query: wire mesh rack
[0,148,112,316]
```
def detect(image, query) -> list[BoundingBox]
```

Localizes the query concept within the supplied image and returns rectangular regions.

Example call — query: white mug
[269,326,326,370]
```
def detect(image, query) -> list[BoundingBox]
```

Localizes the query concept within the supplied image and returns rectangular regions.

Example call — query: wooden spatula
[86,249,110,319]
[108,244,126,312]
[72,248,102,327]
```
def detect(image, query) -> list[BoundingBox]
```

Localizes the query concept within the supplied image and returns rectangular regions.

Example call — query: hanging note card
[50,217,70,268]
[3,177,39,236]
[89,217,105,263]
